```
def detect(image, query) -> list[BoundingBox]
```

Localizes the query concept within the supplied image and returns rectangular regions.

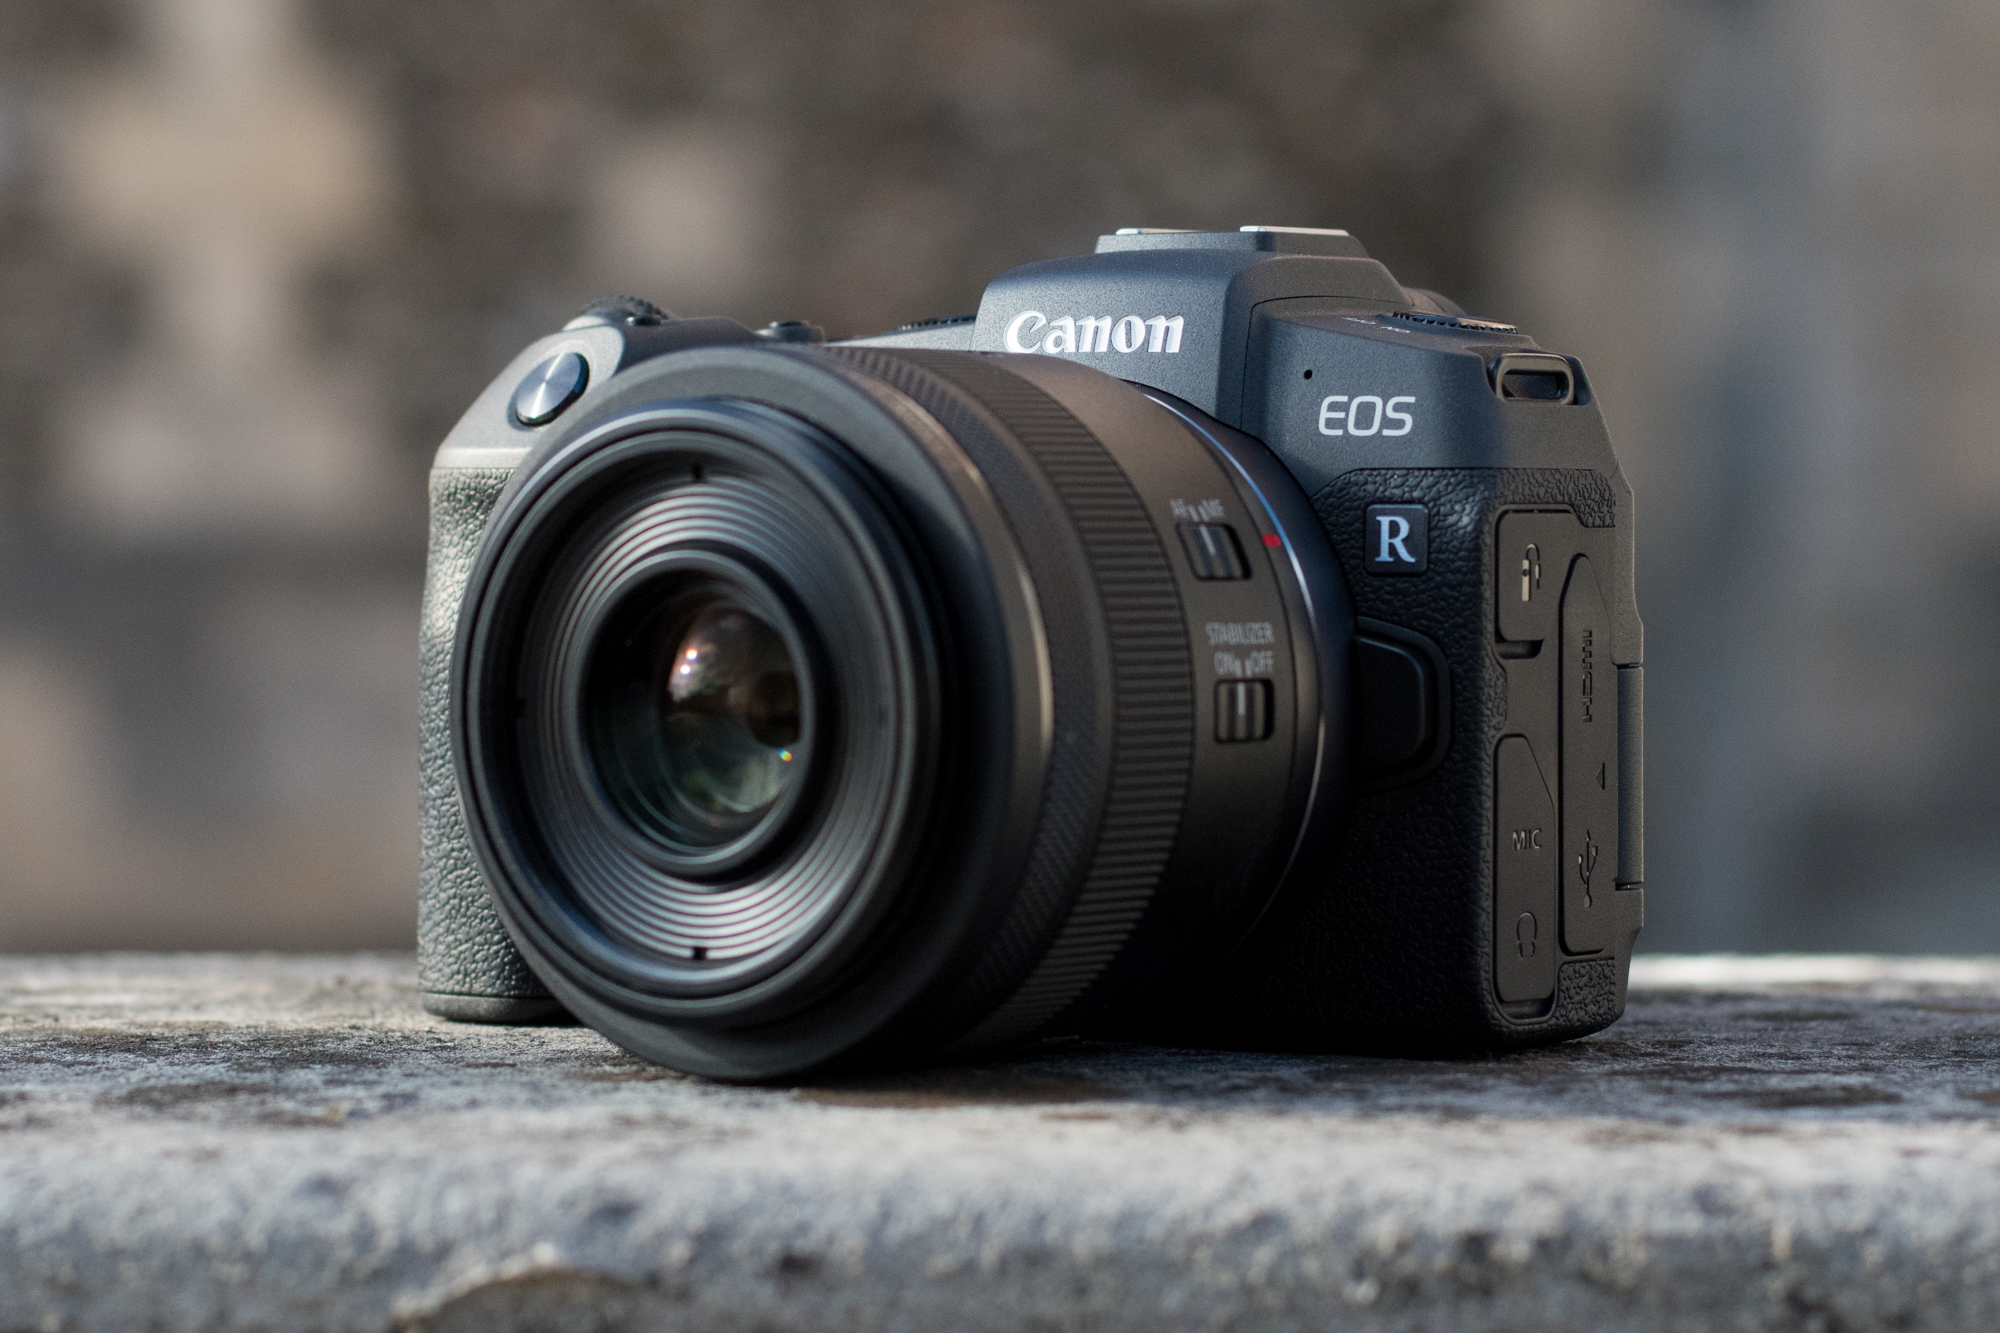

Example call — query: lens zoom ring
[831,348,1194,1046]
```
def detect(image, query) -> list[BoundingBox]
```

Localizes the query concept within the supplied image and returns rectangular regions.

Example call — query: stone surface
[4,954,2000,1332]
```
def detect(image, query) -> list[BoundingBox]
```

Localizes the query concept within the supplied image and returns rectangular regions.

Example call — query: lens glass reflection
[589,579,805,854]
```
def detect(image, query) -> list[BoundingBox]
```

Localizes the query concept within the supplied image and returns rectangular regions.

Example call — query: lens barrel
[452,346,1350,1078]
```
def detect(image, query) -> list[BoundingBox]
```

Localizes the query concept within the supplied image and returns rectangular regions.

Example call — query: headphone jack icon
[1515,912,1539,958]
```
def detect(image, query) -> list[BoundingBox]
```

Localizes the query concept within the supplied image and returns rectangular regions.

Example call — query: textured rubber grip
[419,466,562,1020]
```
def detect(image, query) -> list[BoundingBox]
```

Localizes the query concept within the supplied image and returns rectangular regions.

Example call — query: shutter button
[512,352,589,427]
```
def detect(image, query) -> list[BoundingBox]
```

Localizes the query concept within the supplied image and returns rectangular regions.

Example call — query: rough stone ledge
[4,952,2000,1332]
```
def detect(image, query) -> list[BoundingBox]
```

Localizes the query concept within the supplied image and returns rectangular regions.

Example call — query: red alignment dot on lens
[1262,533,1283,547]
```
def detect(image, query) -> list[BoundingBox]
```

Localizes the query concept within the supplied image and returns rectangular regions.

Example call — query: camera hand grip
[419,465,563,1022]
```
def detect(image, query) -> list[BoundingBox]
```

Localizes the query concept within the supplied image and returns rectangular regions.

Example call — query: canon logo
[1003,311,1186,355]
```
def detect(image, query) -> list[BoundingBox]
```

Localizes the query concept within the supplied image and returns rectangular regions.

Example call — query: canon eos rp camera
[419,225,1644,1079]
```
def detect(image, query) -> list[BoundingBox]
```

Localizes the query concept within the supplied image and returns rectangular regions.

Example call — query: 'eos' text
[1318,394,1416,437]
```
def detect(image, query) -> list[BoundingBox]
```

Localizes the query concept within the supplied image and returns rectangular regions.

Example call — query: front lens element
[589,578,806,852]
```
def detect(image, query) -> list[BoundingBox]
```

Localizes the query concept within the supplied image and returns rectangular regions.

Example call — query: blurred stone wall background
[0,0,1994,952]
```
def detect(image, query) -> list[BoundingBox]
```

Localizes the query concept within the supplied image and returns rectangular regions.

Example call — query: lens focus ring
[829,349,1197,1049]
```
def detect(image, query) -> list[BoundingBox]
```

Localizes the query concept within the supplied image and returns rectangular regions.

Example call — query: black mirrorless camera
[419,225,1644,1079]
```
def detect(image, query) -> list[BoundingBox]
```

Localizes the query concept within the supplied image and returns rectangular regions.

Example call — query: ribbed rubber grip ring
[827,348,1194,1046]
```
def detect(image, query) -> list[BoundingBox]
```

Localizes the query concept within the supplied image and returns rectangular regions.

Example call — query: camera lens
[452,346,1351,1078]
[586,577,806,856]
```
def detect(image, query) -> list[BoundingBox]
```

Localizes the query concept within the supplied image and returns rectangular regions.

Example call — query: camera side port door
[1493,509,1621,1005]
[1559,556,1618,955]
[1494,736,1559,1003]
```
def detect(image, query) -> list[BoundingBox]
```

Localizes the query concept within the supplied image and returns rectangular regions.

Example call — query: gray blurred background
[0,0,1995,953]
